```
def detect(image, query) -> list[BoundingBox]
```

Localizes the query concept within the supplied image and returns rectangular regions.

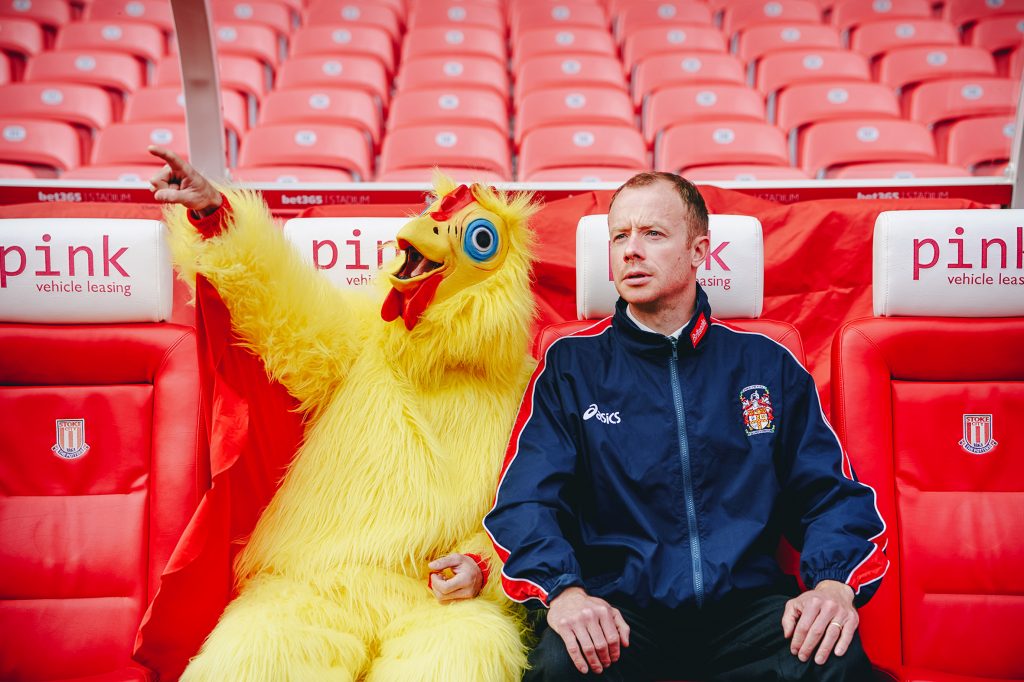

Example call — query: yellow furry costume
[166,176,540,681]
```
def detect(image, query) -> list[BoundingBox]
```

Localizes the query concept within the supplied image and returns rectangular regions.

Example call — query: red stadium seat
[829,161,970,179]
[172,23,278,72]
[829,0,931,35]
[61,164,163,181]
[515,54,627,105]
[655,121,789,173]
[944,115,1015,173]
[0,161,40,178]
[721,0,822,41]
[511,2,608,39]
[0,118,80,175]
[685,164,811,180]
[240,122,373,180]
[407,2,504,32]
[54,21,166,66]
[516,86,634,146]
[755,49,871,97]
[260,86,380,145]
[233,165,355,183]
[905,77,1017,128]
[644,83,765,146]
[876,45,997,93]
[524,166,641,182]
[379,124,511,179]
[833,209,1024,682]
[621,24,726,72]
[614,1,713,39]
[0,0,70,33]
[0,17,45,62]
[125,86,248,140]
[84,0,175,34]
[212,0,295,38]
[775,82,899,137]
[25,51,144,119]
[388,87,508,136]
[276,55,389,108]
[518,124,647,180]
[395,55,509,101]
[0,217,203,681]
[798,118,936,178]
[375,166,510,182]
[0,82,113,133]
[1011,44,1024,79]
[966,14,1024,57]
[631,52,745,108]
[943,0,1024,29]
[91,121,192,167]
[290,25,396,74]
[736,23,841,65]
[402,25,506,65]
[156,55,266,127]
[304,1,402,44]
[514,26,617,69]
[0,53,7,84]
[849,19,959,60]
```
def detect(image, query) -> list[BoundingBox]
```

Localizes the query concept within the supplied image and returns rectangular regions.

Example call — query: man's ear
[690,233,711,269]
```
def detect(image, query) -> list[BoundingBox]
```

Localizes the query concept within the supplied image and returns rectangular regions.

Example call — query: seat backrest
[389,87,508,137]
[621,24,726,72]
[945,114,1014,172]
[394,55,510,101]
[515,53,626,106]
[849,18,959,60]
[290,25,396,75]
[644,83,765,145]
[402,25,507,65]
[378,124,511,178]
[831,209,1024,680]
[0,118,81,174]
[798,118,936,178]
[656,120,789,174]
[91,121,191,167]
[0,216,204,680]
[517,86,634,146]
[754,48,870,97]
[518,123,647,180]
[513,26,617,69]
[259,87,381,146]
[614,2,714,40]
[906,76,1017,129]
[631,52,745,109]
[736,23,841,65]
[239,122,373,180]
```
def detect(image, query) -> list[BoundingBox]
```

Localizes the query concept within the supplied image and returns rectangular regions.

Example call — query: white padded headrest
[283,217,405,292]
[576,213,764,319]
[0,219,172,323]
[874,209,1024,317]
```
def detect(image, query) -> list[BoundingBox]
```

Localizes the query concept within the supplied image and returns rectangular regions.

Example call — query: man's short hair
[608,172,709,242]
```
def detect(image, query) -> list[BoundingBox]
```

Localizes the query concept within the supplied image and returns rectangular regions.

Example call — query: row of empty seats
[0,0,1021,181]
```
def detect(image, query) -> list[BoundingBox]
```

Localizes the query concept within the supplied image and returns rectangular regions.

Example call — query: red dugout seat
[0,216,204,681]
[832,209,1024,681]
[518,124,647,180]
[656,121,789,174]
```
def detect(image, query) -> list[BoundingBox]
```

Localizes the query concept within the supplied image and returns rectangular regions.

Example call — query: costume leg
[365,597,527,682]
[181,574,369,682]
[700,590,873,682]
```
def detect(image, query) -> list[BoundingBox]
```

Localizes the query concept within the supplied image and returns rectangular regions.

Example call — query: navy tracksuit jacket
[485,287,887,611]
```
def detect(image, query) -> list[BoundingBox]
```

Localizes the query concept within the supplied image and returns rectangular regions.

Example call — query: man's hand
[147,146,222,215]
[547,587,631,675]
[428,553,484,603]
[782,580,858,666]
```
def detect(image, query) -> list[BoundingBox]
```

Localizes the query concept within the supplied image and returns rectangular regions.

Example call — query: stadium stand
[944,115,1015,174]
[513,26,617,68]
[303,1,402,44]
[798,118,937,178]
[83,0,176,35]
[829,0,932,37]
[395,55,509,100]
[238,122,373,180]
[389,87,508,136]
[613,1,714,39]
[721,0,822,43]
[516,53,627,105]
[260,87,381,147]
[0,118,80,176]
[621,24,727,72]
[402,25,507,64]
[0,82,114,162]
[644,83,766,146]
[290,25,396,75]
[54,21,166,67]
[379,124,511,179]
[632,52,746,109]
[518,123,647,180]
[833,209,1024,681]
[656,121,790,174]
[517,86,633,146]
[849,18,960,61]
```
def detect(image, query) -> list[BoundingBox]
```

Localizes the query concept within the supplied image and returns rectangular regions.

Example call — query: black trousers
[522,586,874,682]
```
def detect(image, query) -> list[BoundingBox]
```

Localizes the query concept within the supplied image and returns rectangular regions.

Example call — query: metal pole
[168,0,227,182]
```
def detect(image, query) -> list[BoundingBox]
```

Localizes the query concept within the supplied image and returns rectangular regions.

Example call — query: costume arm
[778,355,889,607]
[484,349,585,608]
[166,188,372,414]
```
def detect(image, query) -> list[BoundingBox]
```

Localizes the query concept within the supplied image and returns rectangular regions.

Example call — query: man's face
[607,181,709,315]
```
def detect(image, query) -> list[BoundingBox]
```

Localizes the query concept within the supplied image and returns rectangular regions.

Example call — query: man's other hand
[428,553,484,603]
[547,587,631,675]
[147,146,221,215]
[782,579,858,666]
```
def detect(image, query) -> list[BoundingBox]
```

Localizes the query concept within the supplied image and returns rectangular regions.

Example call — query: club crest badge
[52,419,90,460]
[741,384,775,436]
[958,414,997,455]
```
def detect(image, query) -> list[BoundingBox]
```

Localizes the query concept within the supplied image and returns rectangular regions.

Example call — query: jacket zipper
[670,338,705,608]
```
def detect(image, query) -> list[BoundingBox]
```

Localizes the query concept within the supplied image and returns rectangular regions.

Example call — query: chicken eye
[464,218,499,261]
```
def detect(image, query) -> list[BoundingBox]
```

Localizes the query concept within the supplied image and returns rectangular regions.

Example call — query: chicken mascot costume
[151,147,539,681]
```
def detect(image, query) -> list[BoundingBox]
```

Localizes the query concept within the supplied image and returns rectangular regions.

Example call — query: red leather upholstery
[0,324,205,681]
[831,318,1024,681]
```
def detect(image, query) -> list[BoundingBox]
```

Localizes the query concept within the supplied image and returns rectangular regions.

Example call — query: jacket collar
[612,283,713,357]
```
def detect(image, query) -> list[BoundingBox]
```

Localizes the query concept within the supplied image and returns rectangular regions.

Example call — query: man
[484,172,887,681]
